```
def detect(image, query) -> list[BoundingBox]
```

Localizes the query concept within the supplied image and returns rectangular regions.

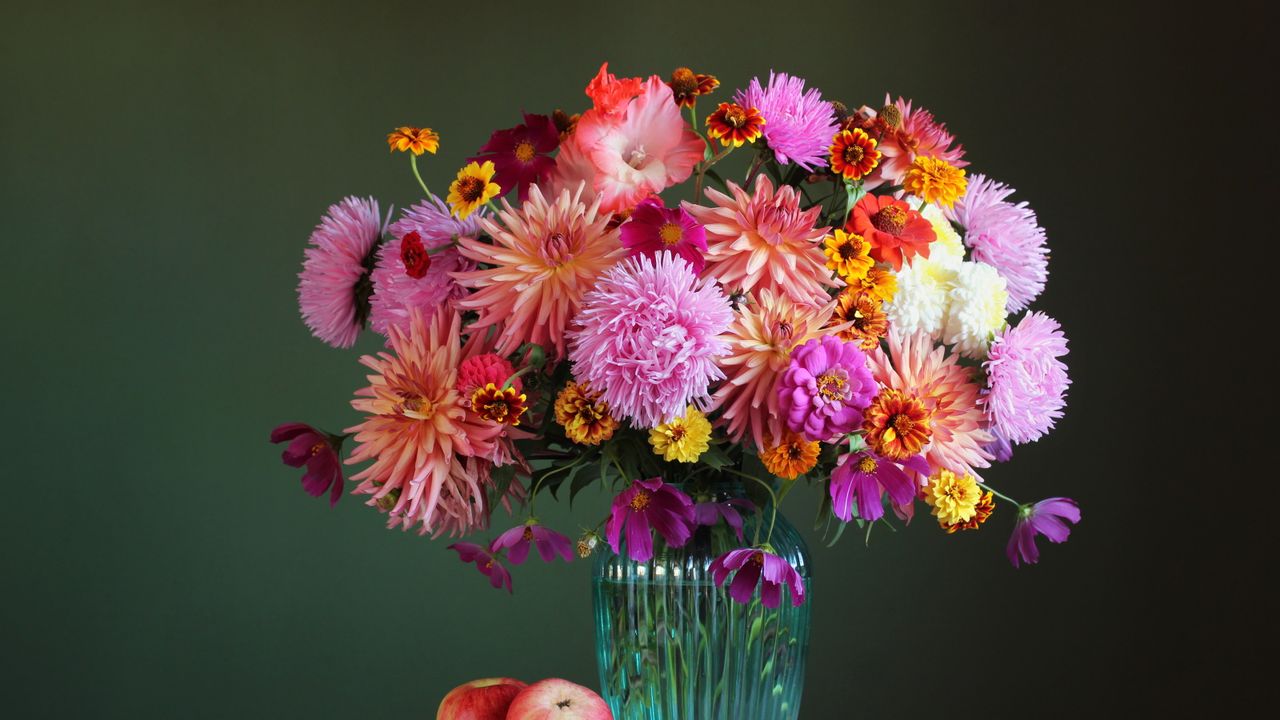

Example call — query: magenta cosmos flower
[735,72,839,171]
[620,196,708,273]
[490,521,574,564]
[694,497,756,541]
[470,112,559,202]
[605,478,696,562]
[568,251,733,428]
[270,422,345,507]
[948,174,1049,312]
[710,548,805,608]
[982,312,1070,445]
[1007,498,1081,568]
[777,336,878,442]
[297,196,387,348]
[830,451,929,523]
[448,542,513,592]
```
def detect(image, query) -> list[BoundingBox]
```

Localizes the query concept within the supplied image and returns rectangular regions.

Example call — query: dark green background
[2,1,1261,717]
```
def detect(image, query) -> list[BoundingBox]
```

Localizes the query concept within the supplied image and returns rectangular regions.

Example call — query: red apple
[505,678,612,720]
[438,678,528,720]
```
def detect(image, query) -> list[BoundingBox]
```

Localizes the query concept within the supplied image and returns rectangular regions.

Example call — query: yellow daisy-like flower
[924,468,982,527]
[759,431,820,480]
[943,491,995,533]
[844,266,897,304]
[554,382,619,446]
[822,229,874,282]
[447,161,502,219]
[903,155,968,209]
[387,126,440,156]
[649,406,712,463]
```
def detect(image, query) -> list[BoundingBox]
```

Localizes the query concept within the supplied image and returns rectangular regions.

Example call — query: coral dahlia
[870,96,967,189]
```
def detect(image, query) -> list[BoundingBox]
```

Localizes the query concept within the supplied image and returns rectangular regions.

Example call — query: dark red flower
[399,231,430,278]
[269,422,345,507]
[469,112,559,202]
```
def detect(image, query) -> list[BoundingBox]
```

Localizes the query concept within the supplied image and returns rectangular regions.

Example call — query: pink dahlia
[573,76,704,214]
[297,196,386,348]
[568,251,733,428]
[685,175,835,306]
[777,336,877,442]
[982,311,1070,445]
[735,72,839,171]
[947,174,1049,312]
[870,96,967,189]
[867,329,994,479]
[453,184,625,360]
[606,478,696,562]
[620,196,708,273]
[369,230,472,338]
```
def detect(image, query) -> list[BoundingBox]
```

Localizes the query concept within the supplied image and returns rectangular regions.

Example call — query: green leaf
[827,520,849,547]
[700,442,732,470]
[568,463,598,508]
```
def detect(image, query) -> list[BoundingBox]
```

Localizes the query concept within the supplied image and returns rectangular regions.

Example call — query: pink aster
[605,478,696,563]
[470,112,560,202]
[369,231,472,339]
[982,311,1070,445]
[735,72,839,171]
[573,76,705,214]
[684,175,835,307]
[1007,497,1081,568]
[947,174,1049,312]
[388,194,486,248]
[490,521,574,564]
[869,95,967,189]
[777,336,877,442]
[709,547,805,608]
[448,541,513,593]
[568,251,733,428]
[830,450,929,523]
[867,329,994,479]
[297,196,387,348]
[620,196,708,273]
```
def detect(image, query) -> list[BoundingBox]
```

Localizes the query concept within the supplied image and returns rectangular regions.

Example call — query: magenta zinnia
[948,173,1049,312]
[568,251,733,428]
[735,72,839,171]
[776,336,877,442]
[297,196,386,348]
[982,311,1070,445]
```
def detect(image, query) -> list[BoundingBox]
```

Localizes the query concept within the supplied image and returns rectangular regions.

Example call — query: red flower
[398,231,430,278]
[847,194,936,270]
[469,113,559,202]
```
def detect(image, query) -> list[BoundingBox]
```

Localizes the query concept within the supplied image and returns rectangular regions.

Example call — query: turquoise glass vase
[591,484,812,719]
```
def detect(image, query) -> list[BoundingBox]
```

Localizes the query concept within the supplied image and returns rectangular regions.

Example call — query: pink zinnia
[982,311,1070,445]
[297,196,386,348]
[709,547,805,608]
[867,329,994,479]
[870,96,967,189]
[735,72,838,171]
[948,174,1049,312]
[777,336,877,442]
[620,196,708,273]
[573,76,704,214]
[685,175,835,306]
[605,478,696,562]
[568,251,733,429]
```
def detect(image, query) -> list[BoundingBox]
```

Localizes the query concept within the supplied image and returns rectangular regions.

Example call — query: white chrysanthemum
[884,212,963,338]
[942,261,1009,359]
[921,204,966,265]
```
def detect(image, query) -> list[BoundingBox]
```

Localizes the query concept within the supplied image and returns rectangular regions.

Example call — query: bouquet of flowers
[272,63,1078,609]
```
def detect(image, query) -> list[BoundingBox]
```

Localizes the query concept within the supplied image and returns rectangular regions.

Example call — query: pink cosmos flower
[469,112,559,201]
[620,196,708,273]
[1007,498,1081,568]
[448,542,513,593]
[829,451,930,523]
[693,498,756,541]
[777,336,878,442]
[297,196,386,348]
[709,548,805,608]
[270,422,345,507]
[573,76,704,214]
[605,478,696,562]
[490,522,574,564]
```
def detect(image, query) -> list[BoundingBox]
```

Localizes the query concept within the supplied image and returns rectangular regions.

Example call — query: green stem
[744,152,765,184]
[410,154,431,197]
[528,454,585,515]
[978,483,1020,506]
[719,467,779,545]
[694,146,733,201]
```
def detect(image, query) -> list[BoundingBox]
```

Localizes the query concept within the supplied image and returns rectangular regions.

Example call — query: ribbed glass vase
[591,483,812,719]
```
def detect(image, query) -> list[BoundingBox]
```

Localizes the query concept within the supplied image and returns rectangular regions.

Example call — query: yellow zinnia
[648,406,712,463]
[924,468,982,526]
[822,229,874,282]
[903,155,967,209]
[447,161,502,219]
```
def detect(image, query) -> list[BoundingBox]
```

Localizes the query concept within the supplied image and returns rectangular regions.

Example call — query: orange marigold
[829,128,880,181]
[844,266,897,304]
[831,288,889,351]
[759,432,820,480]
[387,126,440,156]
[706,103,766,148]
[553,382,619,446]
[862,388,933,460]
[668,67,720,108]
[903,155,967,209]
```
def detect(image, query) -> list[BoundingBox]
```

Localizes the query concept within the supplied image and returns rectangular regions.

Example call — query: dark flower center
[843,144,865,165]
[670,68,698,96]
[456,176,485,203]
[522,527,535,542]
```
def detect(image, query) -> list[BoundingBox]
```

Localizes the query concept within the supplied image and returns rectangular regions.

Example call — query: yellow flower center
[857,455,877,473]
[399,393,434,419]
[658,222,684,246]
[310,441,326,456]
[455,176,485,203]
[522,527,535,542]
[629,489,652,512]
[723,105,748,128]
[872,205,908,235]
[514,141,536,163]
[816,371,848,402]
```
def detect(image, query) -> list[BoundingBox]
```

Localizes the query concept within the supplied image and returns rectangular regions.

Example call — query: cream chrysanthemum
[942,261,1009,359]
[884,254,957,338]
[920,204,965,265]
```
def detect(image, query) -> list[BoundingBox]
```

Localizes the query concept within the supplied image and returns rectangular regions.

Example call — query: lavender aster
[982,311,1070,445]
[948,174,1049,313]
[568,251,733,428]
[736,72,838,171]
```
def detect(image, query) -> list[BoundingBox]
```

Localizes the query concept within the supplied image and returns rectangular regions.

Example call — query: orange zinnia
[387,126,440,156]
[705,103,766,147]
[862,388,933,460]
[760,432,820,480]
[829,128,880,181]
